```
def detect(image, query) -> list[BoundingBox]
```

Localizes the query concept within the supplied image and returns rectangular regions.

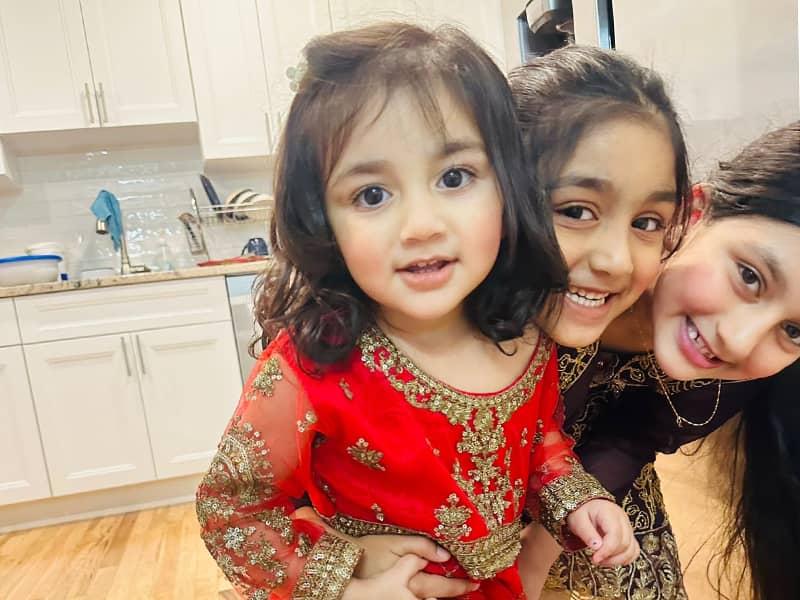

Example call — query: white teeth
[687,318,718,360]
[566,291,607,307]
[566,287,610,307]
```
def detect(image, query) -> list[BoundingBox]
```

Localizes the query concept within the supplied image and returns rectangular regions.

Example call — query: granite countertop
[0,259,271,299]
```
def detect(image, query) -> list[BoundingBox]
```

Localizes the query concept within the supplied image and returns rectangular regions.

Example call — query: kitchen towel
[91,189,123,251]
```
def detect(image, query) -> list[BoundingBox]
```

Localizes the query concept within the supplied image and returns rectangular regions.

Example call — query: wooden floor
[1,451,738,600]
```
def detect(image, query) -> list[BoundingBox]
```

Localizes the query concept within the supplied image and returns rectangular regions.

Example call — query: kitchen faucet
[95,218,150,275]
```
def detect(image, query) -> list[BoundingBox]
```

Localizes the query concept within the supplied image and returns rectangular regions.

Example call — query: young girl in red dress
[196,23,638,600]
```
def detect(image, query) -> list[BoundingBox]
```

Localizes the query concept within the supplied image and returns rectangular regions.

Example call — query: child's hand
[566,499,640,566]
[356,534,478,598]
[356,534,449,578]
[343,555,429,600]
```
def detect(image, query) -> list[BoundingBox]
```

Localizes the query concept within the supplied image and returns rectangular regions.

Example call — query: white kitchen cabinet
[181,0,271,159]
[328,0,419,29]
[327,0,505,69]
[80,0,195,127]
[0,346,51,505]
[134,322,240,479]
[0,298,19,347]
[257,0,332,152]
[0,0,96,132]
[24,334,156,496]
[0,0,194,134]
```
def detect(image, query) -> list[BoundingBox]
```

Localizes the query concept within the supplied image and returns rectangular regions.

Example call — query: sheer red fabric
[197,328,606,600]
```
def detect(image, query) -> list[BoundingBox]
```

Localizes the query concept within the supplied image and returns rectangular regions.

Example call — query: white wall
[613,0,799,177]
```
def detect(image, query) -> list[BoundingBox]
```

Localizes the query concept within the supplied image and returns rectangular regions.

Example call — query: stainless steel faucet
[95,218,150,275]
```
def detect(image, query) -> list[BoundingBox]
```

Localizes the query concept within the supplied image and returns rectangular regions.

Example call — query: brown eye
[437,168,473,189]
[738,264,761,289]
[784,323,800,344]
[555,206,594,221]
[355,186,390,207]
[632,216,664,232]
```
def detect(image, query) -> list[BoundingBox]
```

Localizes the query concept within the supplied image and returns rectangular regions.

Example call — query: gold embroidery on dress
[559,342,600,391]
[296,410,317,433]
[339,378,354,400]
[252,356,283,397]
[546,463,687,600]
[370,503,385,522]
[359,327,549,533]
[346,438,386,471]
[197,417,304,597]
[326,512,523,580]
[197,417,272,522]
[292,533,363,600]
[521,427,529,447]
[533,418,545,445]
[434,493,473,541]
[538,459,614,537]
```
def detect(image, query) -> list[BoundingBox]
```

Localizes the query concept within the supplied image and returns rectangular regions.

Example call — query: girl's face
[324,87,503,332]
[548,117,678,348]
[653,215,800,381]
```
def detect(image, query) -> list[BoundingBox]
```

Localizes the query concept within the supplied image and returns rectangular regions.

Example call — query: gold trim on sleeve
[292,533,363,600]
[538,460,615,540]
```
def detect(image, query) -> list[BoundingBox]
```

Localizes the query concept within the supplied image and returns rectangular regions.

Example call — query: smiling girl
[195,24,638,600]
[530,122,800,600]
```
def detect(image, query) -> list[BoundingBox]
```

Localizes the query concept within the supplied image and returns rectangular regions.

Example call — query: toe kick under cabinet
[5,278,242,502]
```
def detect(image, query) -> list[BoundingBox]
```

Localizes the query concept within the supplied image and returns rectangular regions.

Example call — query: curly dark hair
[508,45,692,255]
[252,22,567,365]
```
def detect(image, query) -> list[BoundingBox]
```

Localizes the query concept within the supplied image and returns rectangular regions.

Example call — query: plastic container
[26,242,68,280]
[0,255,62,287]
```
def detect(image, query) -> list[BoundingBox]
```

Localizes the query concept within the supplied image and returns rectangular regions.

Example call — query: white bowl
[0,255,61,287]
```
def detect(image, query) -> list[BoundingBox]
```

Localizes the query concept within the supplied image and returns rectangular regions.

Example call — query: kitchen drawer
[0,299,20,347]
[15,277,231,344]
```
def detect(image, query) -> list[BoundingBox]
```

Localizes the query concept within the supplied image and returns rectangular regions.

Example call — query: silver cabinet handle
[84,82,95,124]
[121,337,132,377]
[135,334,146,375]
[96,82,108,124]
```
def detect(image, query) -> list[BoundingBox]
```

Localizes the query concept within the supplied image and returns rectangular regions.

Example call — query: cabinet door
[327,0,505,69]
[328,0,419,29]
[0,0,96,132]
[257,0,330,151]
[182,0,270,159]
[80,0,195,126]
[24,335,155,496]
[416,1,506,70]
[134,322,240,479]
[0,346,51,505]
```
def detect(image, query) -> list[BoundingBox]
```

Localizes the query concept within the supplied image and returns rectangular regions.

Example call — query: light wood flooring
[1,450,738,599]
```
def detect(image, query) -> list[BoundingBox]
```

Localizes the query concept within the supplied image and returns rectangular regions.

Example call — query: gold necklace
[631,306,722,428]
[646,352,722,428]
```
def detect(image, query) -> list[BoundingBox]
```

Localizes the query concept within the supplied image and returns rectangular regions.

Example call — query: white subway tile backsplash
[0,144,273,276]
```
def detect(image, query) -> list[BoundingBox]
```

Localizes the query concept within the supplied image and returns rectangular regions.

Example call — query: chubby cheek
[629,249,663,296]
[740,345,797,380]
[656,260,728,317]
[330,220,389,294]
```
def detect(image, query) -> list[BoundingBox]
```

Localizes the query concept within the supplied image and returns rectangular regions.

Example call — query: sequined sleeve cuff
[292,533,363,600]
[538,463,615,551]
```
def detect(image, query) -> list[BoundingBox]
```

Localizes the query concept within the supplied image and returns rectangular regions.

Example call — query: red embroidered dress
[197,328,611,600]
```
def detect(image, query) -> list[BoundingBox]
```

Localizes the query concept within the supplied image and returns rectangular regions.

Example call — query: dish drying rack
[181,189,273,260]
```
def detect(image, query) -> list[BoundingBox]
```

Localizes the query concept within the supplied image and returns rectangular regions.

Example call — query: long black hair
[509,45,692,254]
[253,22,566,364]
[709,121,800,600]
